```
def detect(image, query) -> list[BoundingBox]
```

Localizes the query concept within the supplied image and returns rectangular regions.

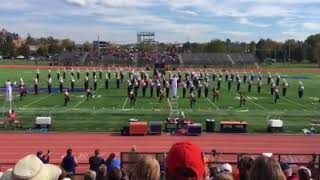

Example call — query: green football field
[0,68,319,133]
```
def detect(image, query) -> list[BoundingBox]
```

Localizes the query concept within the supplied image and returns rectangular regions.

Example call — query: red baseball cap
[166,142,205,180]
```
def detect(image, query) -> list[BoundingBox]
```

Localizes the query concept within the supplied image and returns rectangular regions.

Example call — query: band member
[48,69,51,79]
[48,77,52,94]
[64,89,70,106]
[267,72,272,84]
[230,72,234,82]
[190,82,194,94]
[225,71,229,82]
[171,75,178,98]
[129,89,136,106]
[120,70,124,83]
[93,76,98,91]
[86,69,89,77]
[105,73,109,89]
[258,72,262,81]
[243,72,247,83]
[212,72,216,82]
[71,76,75,92]
[107,69,111,80]
[204,81,209,98]
[116,74,120,89]
[189,92,196,108]
[197,82,202,98]
[93,69,96,79]
[63,68,66,79]
[149,79,154,98]
[134,79,139,97]
[257,80,262,94]
[77,68,80,79]
[227,78,232,91]
[84,76,89,90]
[236,73,239,82]
[237,79,241,92]
[99,68,102,79]
[59,77,64,93]
[86,88,93,101]
[239,92,246,107]
[57,69,60,80]
[156,79,161,97]
[282,79,288,96]
[248,79,252,93]
[127,79,132,97]
[36,69,40,80]
[271,80,276,95]
[181,81,186,98]
[276,73,280,86]
[34,77,39,95]
[70,68,74,77]
[159,88,165,103]
[142,80,147,97]
[274,87,280,103]
[250,71,254,81]
[217,77,221,90]
[165,80,170,98]
[19,84,26,100]
[298,81,304,98]
[212,87,219,103]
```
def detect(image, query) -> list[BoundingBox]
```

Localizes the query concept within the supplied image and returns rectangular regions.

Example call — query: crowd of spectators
[0,142,318,180]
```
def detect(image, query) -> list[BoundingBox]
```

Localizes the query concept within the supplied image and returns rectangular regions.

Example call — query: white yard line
[74,84,104,108]
[221,85,266,110]
[206,98,220,110]
[122,97,128,109]
[167,98,172,111]
[23,94,52,108]
[261,89,306,108]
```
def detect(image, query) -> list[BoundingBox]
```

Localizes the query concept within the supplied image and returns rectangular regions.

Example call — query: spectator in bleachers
[0,154,62,180]
[307,154,319,180]
[108,168,123,180]
[221,163,232,174]
[84,170,96,180]
[297,167,312,180]
[131,156,160,180]
[89,149,104,173]
[215,172,234,180]
[96,164,108,180]
[209,167,219,180]
[280,162,298,180]
[237,156,253,180]
[36,150,50,163]
[166,142,206,180]
[105,153,121,173]
[61,148,78,175]
[249,155,286,180]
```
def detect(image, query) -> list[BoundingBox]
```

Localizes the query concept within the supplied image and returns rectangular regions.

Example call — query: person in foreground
[249,155,286,180]
[0,154,62,180]
[166,141,208,180]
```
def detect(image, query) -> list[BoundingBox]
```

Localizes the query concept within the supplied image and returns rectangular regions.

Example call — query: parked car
[264,58,277,65]
[29,56,36,61]
[0,55,3,60]
[16,55,25,59]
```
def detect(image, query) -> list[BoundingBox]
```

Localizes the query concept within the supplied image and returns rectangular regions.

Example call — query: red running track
[0,133,319,172]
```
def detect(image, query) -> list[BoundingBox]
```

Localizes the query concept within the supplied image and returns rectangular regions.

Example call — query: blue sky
[1,0,320,44]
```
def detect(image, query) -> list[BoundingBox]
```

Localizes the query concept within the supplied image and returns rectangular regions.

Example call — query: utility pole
[288,45,291,62]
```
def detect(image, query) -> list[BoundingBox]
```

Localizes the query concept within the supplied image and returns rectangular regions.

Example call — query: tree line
[0,33,319,64]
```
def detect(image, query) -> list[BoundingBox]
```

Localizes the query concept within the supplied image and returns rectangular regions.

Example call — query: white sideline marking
[206,98,219,110]
[23,94,52,108]
[74,84,103,108]
[122,97,128,109]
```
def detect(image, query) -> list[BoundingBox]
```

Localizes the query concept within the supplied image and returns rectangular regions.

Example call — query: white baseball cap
[0,155,62,180]
[221,163,232,173]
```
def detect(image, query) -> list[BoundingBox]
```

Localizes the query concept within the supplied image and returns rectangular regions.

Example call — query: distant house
[29,45,40,52]
[0,28,23,48]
